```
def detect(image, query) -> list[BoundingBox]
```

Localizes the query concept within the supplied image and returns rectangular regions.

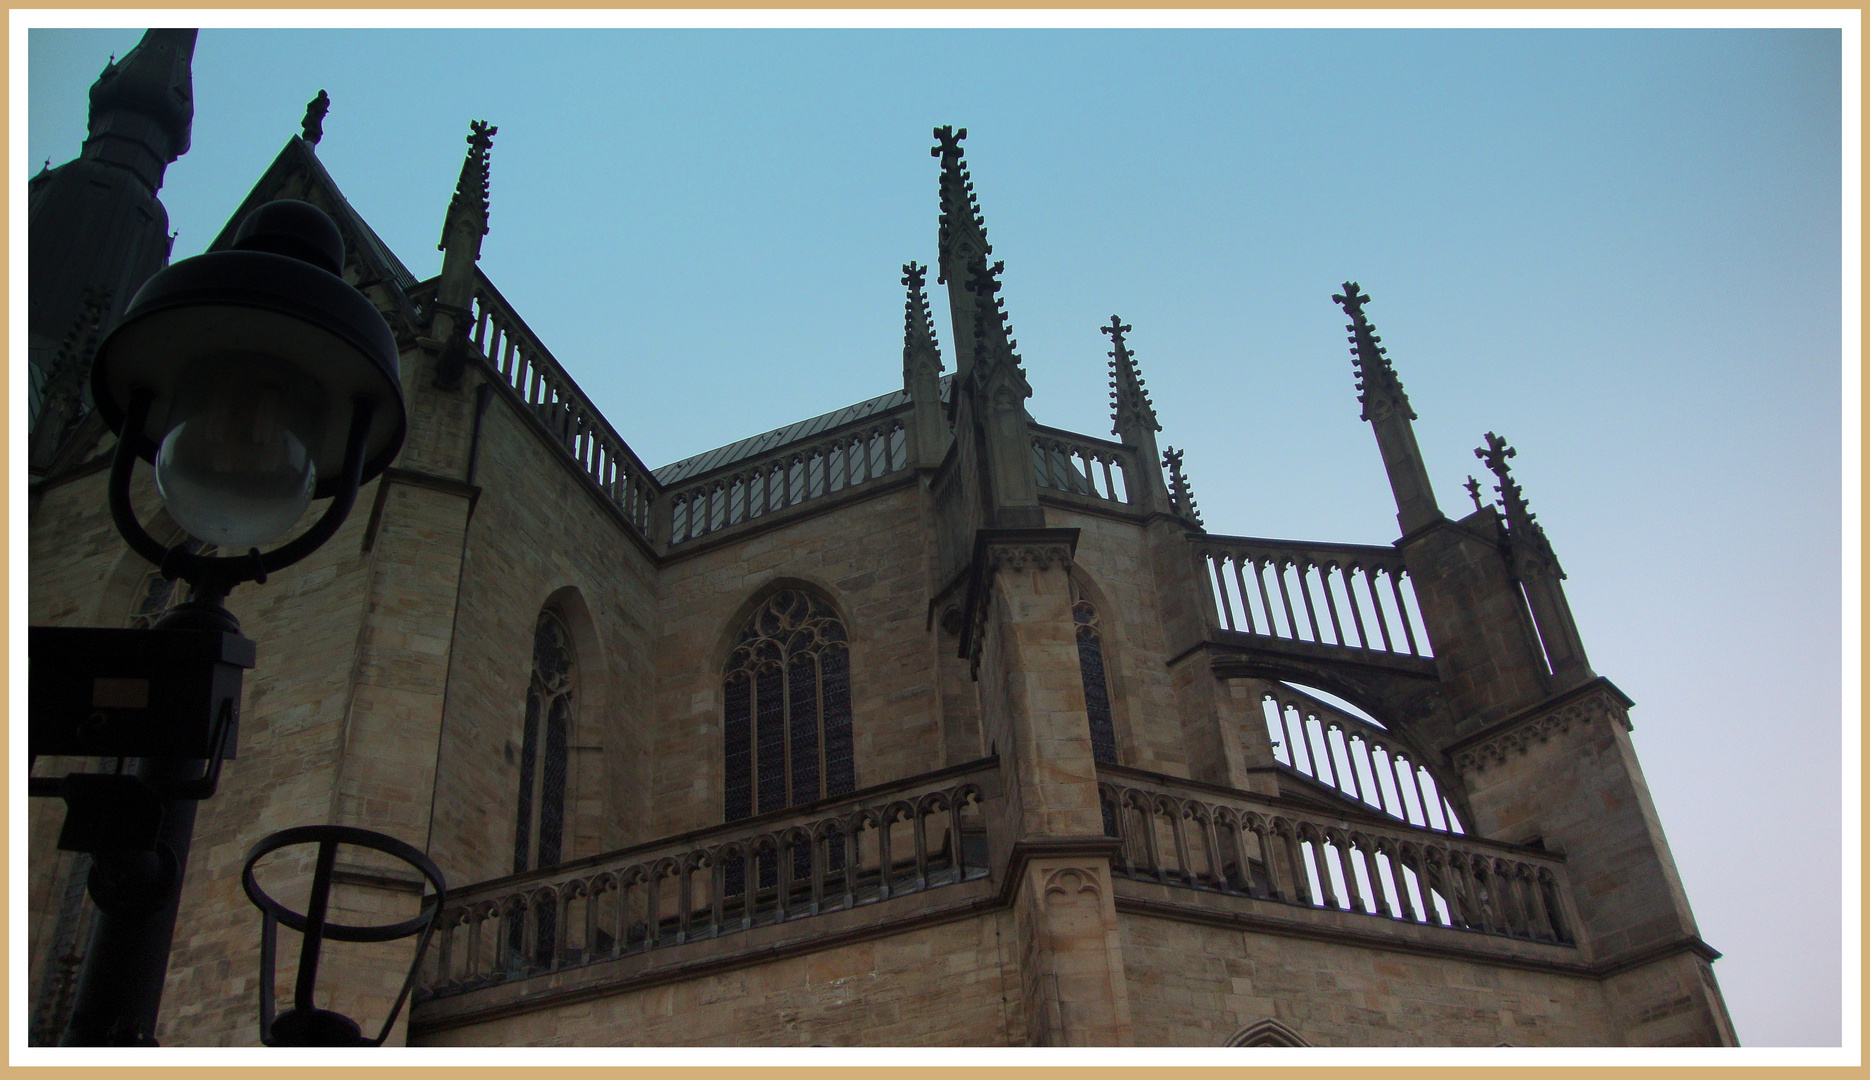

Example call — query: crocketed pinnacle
[439,119,497,254]
[1476,432,1562,576]
[1332,282,1415,424]
[932,125,991,285]
[1163,447,1203,528]
[901,261,943,380]
[964,255,1024,383]
[1104,315,1160,437]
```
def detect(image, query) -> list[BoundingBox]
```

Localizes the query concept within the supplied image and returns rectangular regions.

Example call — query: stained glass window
[514,609,574,874]
[723,590,853,821]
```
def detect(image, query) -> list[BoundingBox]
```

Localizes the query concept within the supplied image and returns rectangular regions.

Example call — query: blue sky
[25,24,1848,1048]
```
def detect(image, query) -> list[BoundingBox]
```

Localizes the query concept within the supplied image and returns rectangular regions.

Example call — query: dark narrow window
[515,609,574,874]
[1074,583,1123,839]
[723,590,853,821]
[1073,587,1118,766]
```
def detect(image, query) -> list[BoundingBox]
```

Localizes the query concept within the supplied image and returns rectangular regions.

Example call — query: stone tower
[28,28,196,474]
[27,38,1735,1047]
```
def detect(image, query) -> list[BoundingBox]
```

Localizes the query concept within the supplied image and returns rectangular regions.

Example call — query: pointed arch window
[723,590,853,821]
[1072,581,1117,766]
[1226,1019,1310,1047]
[514,608,574,874]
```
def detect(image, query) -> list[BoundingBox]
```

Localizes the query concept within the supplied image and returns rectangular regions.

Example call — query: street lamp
[29,199,408,1046]
[242,825,446,1046]
[91,197,407,620]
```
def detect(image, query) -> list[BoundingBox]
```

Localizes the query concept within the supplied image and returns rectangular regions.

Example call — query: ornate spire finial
[1162,447,1203,528]
[301,89,330,145]
[932,125,990,285]
[1464,474,1485,513]
[440,119,497,255]
[1332,281,1415,423]
[1104,314,1160,438]
[901,261,943,379]
[1475,431,1561,575]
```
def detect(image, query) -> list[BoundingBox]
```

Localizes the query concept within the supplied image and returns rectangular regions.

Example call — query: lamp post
[28,199,408,1046]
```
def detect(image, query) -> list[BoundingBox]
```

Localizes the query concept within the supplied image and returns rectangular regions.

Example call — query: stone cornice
[979,533,1076,572]
[1113,888,1593,978]
[1445,677,1635,775]
[957,527,1081,673]
[997,835,1126,906]
[1591,934,1723,978]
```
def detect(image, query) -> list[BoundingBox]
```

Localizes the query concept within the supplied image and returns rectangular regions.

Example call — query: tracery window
[514,609,574,874]
[1072,581,1118,766]
[723,590,853,821]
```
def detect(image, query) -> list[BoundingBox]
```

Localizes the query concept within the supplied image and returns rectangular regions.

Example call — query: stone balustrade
[1195,533,1432,659]
[1098,765,1574,946]
[465,274,659,538]
[415,759,997,1001]
[1260,683,1463,832]
[665,413,911,545]
[1030,426,1135,505]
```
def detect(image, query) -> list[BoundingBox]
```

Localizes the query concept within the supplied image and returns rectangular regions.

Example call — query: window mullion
[781,654,794,807]
[815,654,827,802]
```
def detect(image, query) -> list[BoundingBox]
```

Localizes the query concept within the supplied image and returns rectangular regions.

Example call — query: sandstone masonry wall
[414,913,1019,1046]
[1118,913,1619,1046]
[427,382,660,887]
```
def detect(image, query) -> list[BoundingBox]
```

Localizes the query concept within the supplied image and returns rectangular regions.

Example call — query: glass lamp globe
[152,354,327,548]
[89,198,409,558]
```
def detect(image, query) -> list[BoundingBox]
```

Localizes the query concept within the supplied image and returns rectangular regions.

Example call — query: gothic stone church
[27,30,1737,1047]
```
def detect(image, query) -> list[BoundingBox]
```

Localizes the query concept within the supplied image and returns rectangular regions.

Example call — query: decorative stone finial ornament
[301,89,329,146]
[1163,447,1202,528]
[964,256,1024,385]
[1476,431,1562,576]
[1333,281,1415,424]
[440,119,497,256]
[901,261,942,378]
[1104,314,1161,437]
[932,125,991,284]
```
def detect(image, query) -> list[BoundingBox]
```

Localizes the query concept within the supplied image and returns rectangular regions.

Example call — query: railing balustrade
[1196,535,1431,659]
[1098,768,1572,946]
[416,763,995,1001]
[1261,684,1462,832]
[666,416,910,545]
[464,273,658,539]
[1031,427,1133,505]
